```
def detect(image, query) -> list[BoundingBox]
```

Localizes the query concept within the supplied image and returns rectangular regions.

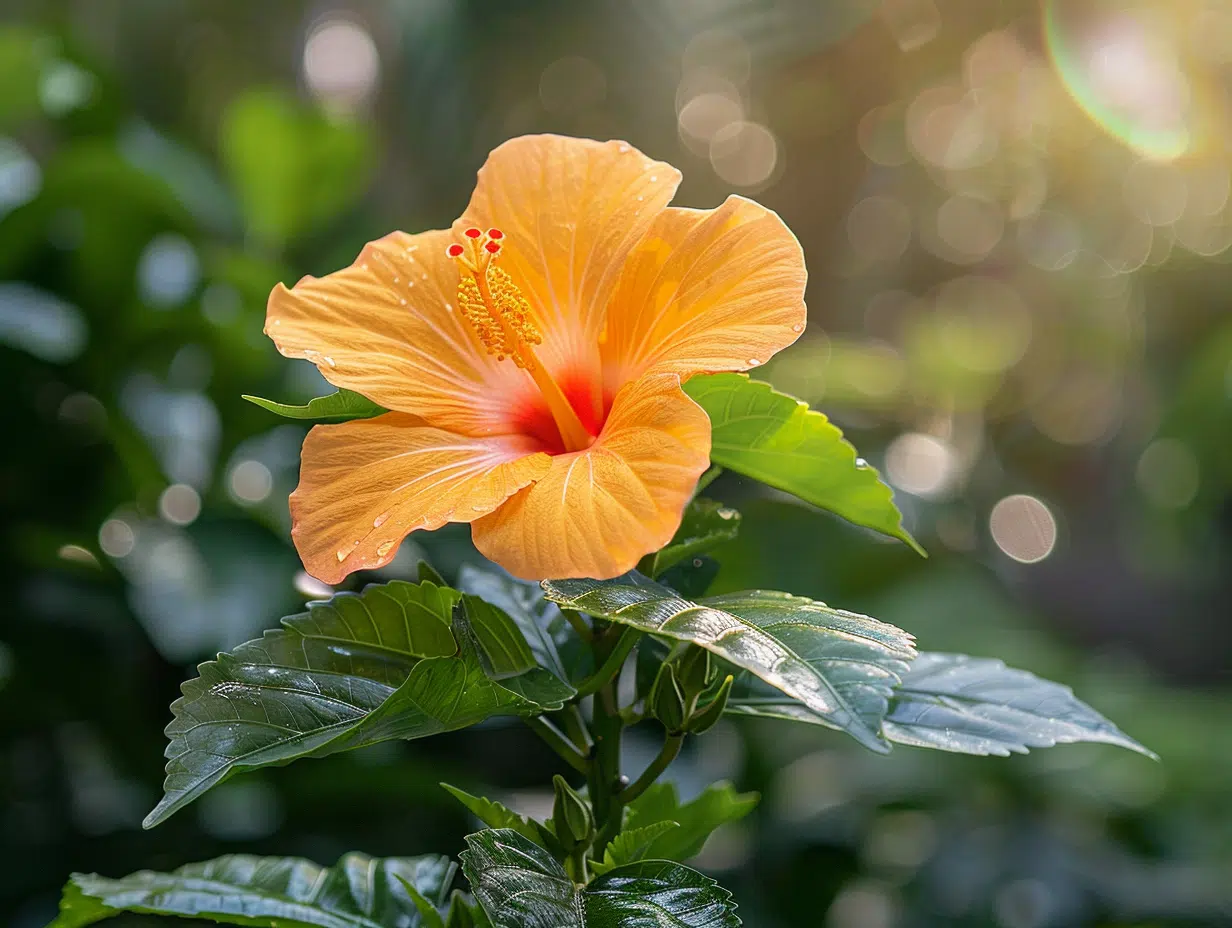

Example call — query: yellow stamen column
[449,228,594,453]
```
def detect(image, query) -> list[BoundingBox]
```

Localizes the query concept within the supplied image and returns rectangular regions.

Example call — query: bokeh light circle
[989,494,1058,564]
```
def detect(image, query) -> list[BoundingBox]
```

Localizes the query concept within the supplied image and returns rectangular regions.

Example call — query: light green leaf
[145,581,564,828]
[883,652,1157,758]
[49,851,456,928]
[683,373,923,554]
[461,830,739,928]
[624,782,758,862]
[542,575,913,752]
[242,389,387,423]
[220,88,373,247]
[441,783,546,847]
[647,498,741,578]
[588,821,680,876]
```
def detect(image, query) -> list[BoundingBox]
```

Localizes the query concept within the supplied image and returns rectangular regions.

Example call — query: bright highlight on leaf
[683,372,925,555]
[143,580,572,828]
[882,652,1157,758]
[542,573,914,753]
[49,851,461,928]
[461,829,741,928]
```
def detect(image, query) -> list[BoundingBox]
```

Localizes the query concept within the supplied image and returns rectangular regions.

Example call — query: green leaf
[461,829,739,928]
[441,782,546,847]
[457,565,574,682]
[145,581,564,828]
[220,88,373,247]
[588,821,680,876]
[458,594,575,706]
[49,851,456,928]
[624,782,758,862]
[683,373,924,555]
[542,575,914,752]
[647,498,741,578]
[242,389,387,423]
[882,652,1157,758]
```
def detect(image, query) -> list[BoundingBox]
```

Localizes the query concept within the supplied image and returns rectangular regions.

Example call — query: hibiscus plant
[48,136,1152,928]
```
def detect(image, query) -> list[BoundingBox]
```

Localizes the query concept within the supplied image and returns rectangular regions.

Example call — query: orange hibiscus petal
[292,413,551,584]
[600,195,807,391]
[458,135,681,414]
[471,373,710,580]
[266,229,528,435]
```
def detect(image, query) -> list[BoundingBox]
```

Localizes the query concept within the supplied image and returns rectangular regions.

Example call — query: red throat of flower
[447,228,595,453]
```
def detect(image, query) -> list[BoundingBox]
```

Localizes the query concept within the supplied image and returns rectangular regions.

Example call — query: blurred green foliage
[1,2,1229,927]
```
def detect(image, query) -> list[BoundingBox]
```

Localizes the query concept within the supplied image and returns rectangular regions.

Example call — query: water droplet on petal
[618,143,630,153]
[393,276,399,283]
[400,298,407,305]
[636,195,644,201]
[471,504,487,512]
[650,175,658,182]
[792,323,804,333]
[855,457,868,467]
[373,511,390,528]
[747,358,760,366]
[376,541,395,557]
[336,548,352,562]
[323,356,336,367]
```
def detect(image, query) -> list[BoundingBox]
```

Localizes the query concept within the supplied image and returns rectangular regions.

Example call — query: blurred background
[2,0,1230,925]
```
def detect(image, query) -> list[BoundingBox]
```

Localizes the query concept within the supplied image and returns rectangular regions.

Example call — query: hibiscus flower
[266,134,806,582]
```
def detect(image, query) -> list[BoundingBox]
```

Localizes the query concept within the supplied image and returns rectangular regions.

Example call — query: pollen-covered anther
[455,262,541,368]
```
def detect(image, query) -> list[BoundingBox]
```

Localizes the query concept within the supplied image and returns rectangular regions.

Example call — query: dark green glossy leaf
[588,821,679,875]
[683,373,924,555]
[457,565,577,683]
[646,498,741,578]
[145,581,565,828]
[542,575,913,752]
[883,652,1157,758]
[458,594,575,706]
[49,851,456,928]
[711,591,916,748]
[624,782,758,862]
[461,829,739,927]
[242,389,386,423]
[441,782,546,847]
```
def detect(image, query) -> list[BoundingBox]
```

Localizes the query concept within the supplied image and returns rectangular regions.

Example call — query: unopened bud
[650,662,688,734]
[675,644,715,695]
[685,674,733,734]
[551,775,593,851]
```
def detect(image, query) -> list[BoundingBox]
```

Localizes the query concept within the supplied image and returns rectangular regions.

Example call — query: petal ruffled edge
[470,372,711,580]
[292,413,551,584]
[458,135,683,418]
[600,194,807,392]
[266,229,530,437]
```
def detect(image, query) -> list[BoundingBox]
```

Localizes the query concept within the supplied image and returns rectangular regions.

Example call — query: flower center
[448,228,594,453]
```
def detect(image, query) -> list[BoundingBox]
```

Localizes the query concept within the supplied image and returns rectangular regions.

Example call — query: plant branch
[559,704,591,751]
[619,733,684,804]
[573,625,640,699]
[561,608,592,643]
[524,716,588,774]
[586,623,628,860]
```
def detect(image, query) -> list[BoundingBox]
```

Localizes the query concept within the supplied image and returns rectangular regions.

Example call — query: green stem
[586,624,628,860]
[559,704,591,752]
[562,608,592,643]
[524,716,588,774]
[619,733,684,804]
[565,845,590,884]
[573,625,640,699]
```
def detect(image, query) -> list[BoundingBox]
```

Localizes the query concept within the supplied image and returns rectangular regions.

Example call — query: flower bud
[551,774,593,851]
[675,644,715,695]
[685,674,733,734]
[650,662,688,734]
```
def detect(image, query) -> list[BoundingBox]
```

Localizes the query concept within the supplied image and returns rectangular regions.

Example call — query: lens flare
[1044,0,1193,160]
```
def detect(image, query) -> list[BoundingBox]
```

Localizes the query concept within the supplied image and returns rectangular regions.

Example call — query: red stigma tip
[464,227,482,238]
[447,243,464,257]
[487,228,504,240]
[485,241,501,253]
